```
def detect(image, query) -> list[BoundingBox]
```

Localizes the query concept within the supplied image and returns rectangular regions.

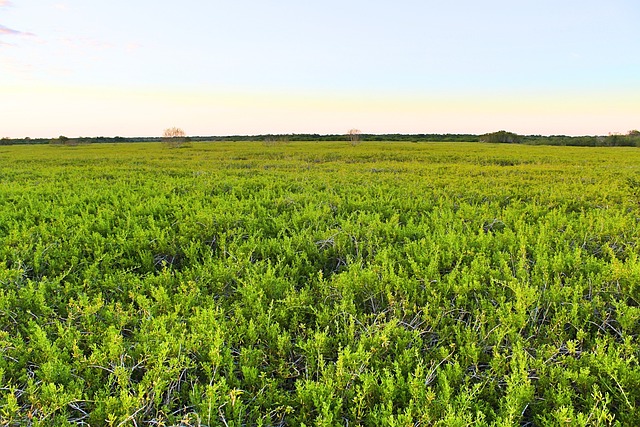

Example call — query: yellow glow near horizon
[2,84,639,138]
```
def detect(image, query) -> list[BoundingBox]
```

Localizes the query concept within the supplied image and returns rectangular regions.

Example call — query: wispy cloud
[0,25,19,35]
[0,24,34,37]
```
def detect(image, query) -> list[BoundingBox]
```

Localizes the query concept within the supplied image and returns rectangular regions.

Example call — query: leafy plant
[0,141,639,425]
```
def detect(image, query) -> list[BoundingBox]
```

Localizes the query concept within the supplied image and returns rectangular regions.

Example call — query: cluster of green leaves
[1,142,639,426]
[479,131,523,144]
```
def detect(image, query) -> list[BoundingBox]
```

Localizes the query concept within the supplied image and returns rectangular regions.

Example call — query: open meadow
[1,141,639,426]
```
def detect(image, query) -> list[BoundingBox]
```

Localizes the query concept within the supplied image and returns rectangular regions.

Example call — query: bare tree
[162,127,188,148]
[348,129,361,146]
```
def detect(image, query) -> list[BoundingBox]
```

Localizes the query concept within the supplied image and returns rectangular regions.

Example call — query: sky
[1,0,639,138]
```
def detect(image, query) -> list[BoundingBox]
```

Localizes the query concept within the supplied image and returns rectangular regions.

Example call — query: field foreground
[1,141,639,426]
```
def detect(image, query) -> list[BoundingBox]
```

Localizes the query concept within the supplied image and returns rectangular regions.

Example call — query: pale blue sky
[1,0,639,137]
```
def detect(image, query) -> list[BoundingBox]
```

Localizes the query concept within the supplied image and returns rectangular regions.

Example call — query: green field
[1,141,639,426]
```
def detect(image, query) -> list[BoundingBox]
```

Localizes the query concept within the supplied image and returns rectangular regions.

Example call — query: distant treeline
[1,131,639,146]
[480,130,640,147]
[0,134,479,145]
[522,133,640,147]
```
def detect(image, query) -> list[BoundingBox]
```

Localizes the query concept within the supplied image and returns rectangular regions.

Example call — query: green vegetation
[1,141,639,426]
[480,131,523,144]
[1,130,638,147]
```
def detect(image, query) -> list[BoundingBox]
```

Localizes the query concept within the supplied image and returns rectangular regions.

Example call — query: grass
[1,141,639,426]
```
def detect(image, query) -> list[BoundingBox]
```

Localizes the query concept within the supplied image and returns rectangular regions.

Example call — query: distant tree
[163,127,189,148]
[606,132,619,146]
[609,130,640,147]
[347,129,361,146]
[163,127,185,139]
[479,131,522,144]
[50,135,71,145]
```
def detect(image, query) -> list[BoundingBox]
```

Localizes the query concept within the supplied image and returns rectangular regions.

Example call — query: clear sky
[1,0,639,138]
